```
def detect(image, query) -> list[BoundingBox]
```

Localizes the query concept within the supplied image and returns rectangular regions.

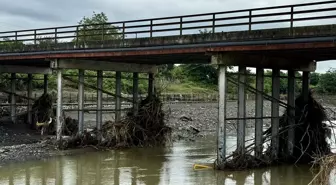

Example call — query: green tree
[0,38,25,52]
[317,68,336,93]
[310,72,320,86]
[158,64,175,80]
[36,36,57,50]
[178,64,218,85]
[75,12,121,48]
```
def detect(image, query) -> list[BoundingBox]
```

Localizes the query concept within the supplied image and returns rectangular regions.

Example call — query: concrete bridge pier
[212,53,315,168]
[148,73,154,97]
[27,74,33,126]
[78,69,84,135]
[43,74,48,94]
[56,69,63,141]
[10,73,16,123]
[133,72,139,115]
[115,71,121,122]
[96,70,103,139]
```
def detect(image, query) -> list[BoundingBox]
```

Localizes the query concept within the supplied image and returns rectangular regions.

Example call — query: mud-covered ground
[0,99,334,166]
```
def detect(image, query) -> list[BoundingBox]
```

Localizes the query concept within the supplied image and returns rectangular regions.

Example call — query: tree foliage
[317,68,336,93]
[75,12,121,47]
[0,38,25,52]
[310,72,320,86]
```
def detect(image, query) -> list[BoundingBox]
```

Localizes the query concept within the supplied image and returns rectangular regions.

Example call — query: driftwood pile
[58,95,172,149]
[14,90,170,150]
[217,92,333,170]
[308,154,336,185]
[20,93,78,135]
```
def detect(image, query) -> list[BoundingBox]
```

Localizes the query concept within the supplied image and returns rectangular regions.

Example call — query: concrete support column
[287,70,296,156]
[27,74,33,126]
[271,69,280,159]
[10,73,16,123]
[78,69,84,135]
[148,73,154,97]
[56,69,63,141]
[115,72,121,121]
[43,74,48,94]
[133,72,139,115]
[96,70,103,137]
[237,66,246,155]
[216,65,227,167]
[255,68,264,158]
[302,71,310,103]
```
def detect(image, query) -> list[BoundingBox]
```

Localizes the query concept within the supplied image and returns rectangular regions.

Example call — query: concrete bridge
[0,0,335,168]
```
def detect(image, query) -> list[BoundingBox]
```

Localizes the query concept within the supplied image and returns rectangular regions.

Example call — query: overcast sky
[0,0,334,72]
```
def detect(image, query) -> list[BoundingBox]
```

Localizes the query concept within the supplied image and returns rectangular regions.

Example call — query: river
[0,131,334,185]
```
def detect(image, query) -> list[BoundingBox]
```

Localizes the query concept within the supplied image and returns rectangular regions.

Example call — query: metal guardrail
[0,1,335,53]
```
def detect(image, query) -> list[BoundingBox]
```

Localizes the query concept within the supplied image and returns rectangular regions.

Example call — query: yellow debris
[193,164,212,170]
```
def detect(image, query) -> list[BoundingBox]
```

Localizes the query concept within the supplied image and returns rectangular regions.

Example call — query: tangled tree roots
[31,93,53,129]
[59,95,172,149]
[20,93,78,135]
[217,91,333,170]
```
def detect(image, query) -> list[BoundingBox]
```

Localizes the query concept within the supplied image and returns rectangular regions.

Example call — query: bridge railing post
[101,24,105,47]
[54,28,58,46]
[150,20,153,38]
[122,23,125,46]
[249,10,252,31]
[212,14,216,33]
[75,26,79,48]
[83,25,87,48]
[179,17,183,36]
[290,6,294,36]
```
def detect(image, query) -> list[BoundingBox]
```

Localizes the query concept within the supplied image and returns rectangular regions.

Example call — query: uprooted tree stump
[217,91,334,170]
[19,93,78,136]
[276,91,331,164]
[58,95,172,150]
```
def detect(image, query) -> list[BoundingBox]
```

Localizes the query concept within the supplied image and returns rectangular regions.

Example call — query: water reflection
[0,135,327,185]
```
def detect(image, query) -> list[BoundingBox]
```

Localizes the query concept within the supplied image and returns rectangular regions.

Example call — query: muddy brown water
[0,131,335,185]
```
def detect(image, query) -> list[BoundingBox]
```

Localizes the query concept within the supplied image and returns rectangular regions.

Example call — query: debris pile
[216,92,333,170]
[58,95,172,149]
[309,154,336,185]
[17,93,78,135]
[30,93,53,130]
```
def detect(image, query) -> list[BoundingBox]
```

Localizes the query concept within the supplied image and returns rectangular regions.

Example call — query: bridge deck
[0,0,335,66]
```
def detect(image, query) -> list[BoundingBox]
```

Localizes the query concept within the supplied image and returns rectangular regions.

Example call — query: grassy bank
[162,81,217,94]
